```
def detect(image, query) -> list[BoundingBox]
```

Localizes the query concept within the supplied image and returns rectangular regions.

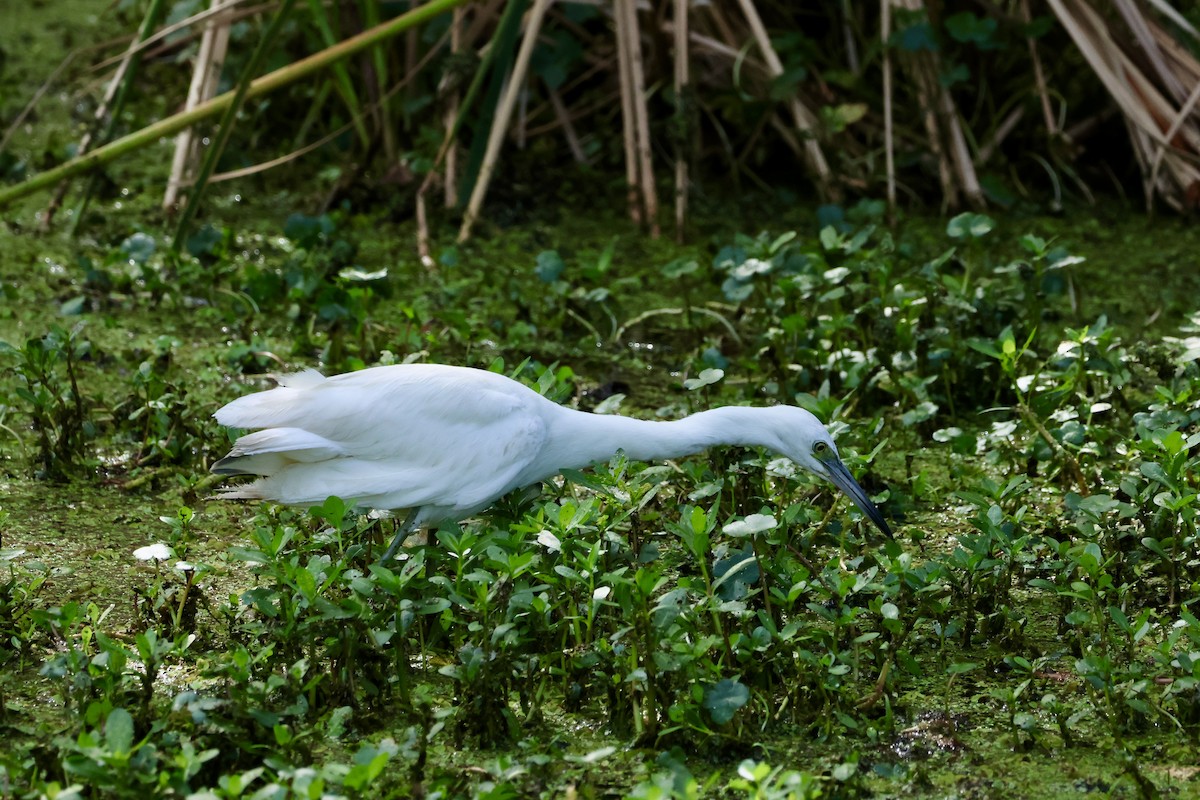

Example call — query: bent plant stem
[785,543,843,600]
[59,328,86,469]
[1015,399,1089,495]
[857,658,892,710]
[748,534,775,622]
[171,568,196,634]
[635,608,659,742]
[0,421,25,456]
[696,551,736,665]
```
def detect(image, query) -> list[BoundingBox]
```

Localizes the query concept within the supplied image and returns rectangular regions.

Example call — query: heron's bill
[821,457,892,538]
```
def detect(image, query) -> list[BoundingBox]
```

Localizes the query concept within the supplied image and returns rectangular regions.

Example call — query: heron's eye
[813,441,829,457]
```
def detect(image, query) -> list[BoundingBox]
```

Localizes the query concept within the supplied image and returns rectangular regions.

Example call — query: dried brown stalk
[1048,0,1200,211]
[977,106,1026,166]
[165,0,234,211]
[621,0,660,237]
[547,85,588,163]
[458,0,554,243]
[525,90,620,138]
[445,6,465,209]
[614,0,643,225]
[734,0,832,197]
[888,0,984,210]
[881,0,895,217]
[1021,0,1057,136]
[673,0,689,243]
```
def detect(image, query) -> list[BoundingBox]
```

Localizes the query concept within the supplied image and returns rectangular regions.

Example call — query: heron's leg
[379,508,421,564]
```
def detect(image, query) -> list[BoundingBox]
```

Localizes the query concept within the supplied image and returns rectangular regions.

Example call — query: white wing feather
[213,365,553,518]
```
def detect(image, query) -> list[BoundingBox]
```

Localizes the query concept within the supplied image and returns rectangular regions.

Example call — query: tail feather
[214,482,269,500]
[216,459,445,509]
[212,427,346,476]
[212,452,292,476]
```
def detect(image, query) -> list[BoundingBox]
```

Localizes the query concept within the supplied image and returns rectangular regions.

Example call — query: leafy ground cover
[4,194,1200,799]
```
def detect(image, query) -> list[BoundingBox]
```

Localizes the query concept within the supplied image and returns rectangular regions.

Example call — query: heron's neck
[546,406,774,471]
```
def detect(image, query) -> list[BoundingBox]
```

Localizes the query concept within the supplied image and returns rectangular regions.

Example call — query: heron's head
[759,406,893,538]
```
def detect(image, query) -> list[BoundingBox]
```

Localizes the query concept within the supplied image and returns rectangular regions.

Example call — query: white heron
[212,364,891,561]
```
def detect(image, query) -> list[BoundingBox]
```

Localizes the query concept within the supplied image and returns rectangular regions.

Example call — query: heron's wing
[214,365,552,513]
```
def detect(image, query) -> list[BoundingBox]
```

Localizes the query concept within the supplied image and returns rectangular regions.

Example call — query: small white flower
[133,543,173,561]
[175,561,195,572]
[592,586,611,601]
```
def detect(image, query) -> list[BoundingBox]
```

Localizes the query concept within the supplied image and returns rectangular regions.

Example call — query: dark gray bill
[820,457,892,538]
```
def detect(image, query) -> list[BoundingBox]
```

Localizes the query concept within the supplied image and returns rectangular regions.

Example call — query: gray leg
[379,508,421,564]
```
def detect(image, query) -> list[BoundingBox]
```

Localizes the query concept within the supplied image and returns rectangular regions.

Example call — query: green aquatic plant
[2,324,96,479]
[8,202,1200,796]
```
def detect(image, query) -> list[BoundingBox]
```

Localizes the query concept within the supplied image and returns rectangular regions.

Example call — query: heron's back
[213,364,557,517]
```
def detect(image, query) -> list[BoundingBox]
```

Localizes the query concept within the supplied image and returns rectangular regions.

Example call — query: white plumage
[212,364,891,559]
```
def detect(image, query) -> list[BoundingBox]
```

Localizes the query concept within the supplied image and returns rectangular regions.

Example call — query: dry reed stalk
[1149,79,1200,202]
[1048,0,1200,211]
[525,90,620,138]
[888,0,983,209]
[768,115,804,160]
[1148,23,1200,103]
[1144,0,1199,40]
[460,0,505,49]
[417,183,432,267]
[673,0,689,243]
[517,76,529,150]
[165,0,234,211]
[1111,0,1187,103]
[669,27,757,68]
[905,43,955,204]
[841,0,860,74]
[702,1,740,57]
[977,106,1025,166]
[614,0,644,225]
[1065,107,1116,141]
[547,85,588,162]
[416,3,496,268]
[734,0,832,196]
[458,0,554,243]
[88,0,252,73]
[941,86,984,208]
[1122,52,1200,208]
[1020,0,1057,135]
[445,6,464,209]
[621,0,660,237]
